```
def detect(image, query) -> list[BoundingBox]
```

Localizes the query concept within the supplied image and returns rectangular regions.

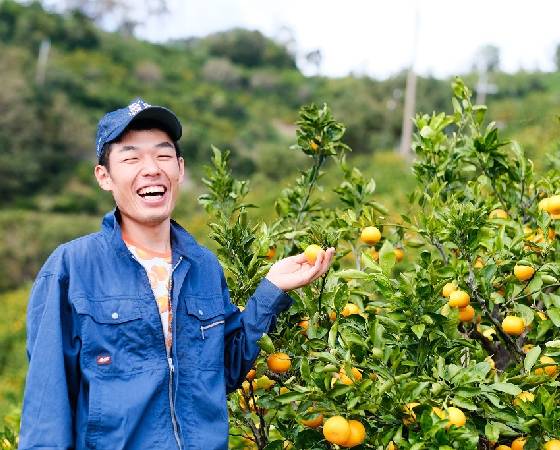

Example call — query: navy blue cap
[95,98,182,160]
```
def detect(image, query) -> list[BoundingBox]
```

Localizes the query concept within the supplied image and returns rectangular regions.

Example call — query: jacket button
[111,312,119,319]
[198,309,204,316]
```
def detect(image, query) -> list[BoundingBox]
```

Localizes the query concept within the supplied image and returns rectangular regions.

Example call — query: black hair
[98,118,182,170]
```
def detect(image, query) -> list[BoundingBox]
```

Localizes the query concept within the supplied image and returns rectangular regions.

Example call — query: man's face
[94,128,185,228]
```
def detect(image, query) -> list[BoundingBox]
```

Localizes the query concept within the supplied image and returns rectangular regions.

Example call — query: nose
[140,155,161,176]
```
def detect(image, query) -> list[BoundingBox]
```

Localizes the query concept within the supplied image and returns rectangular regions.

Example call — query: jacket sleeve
[19,272,81,450]
[221,273,292,394]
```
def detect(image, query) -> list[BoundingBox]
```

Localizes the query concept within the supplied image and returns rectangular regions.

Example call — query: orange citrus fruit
[535,355,558,376]
[246,369,256,381]
[514,265,535,282]
[442,282,458,297]
[341,419,366,448]
[394,248,404,262]
[304,244,323,264]
[342,303,361,317]
[301,413,323,428]
[511,437,526,450]
[338,367,362,385]
[513,391,535,406]
[267,352,291,373]
[502,316,525,336]
[360,226,381,245]
[448,290,470,308]
[266,246,276,260]
[544,440,560,450]
[446,407,466,428]
[323,416,351,445]
[458,305,475,322]
[490,208,508,219]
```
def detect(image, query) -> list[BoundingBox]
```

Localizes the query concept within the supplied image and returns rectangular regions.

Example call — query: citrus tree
[200,79,560,449]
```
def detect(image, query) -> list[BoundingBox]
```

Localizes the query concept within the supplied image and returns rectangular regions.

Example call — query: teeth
[138,186,165,195]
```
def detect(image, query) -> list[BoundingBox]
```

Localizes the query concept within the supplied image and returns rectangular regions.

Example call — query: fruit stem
[288,153,326,253]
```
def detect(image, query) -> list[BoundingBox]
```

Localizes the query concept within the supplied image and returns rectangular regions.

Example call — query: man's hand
[265,247,335,291]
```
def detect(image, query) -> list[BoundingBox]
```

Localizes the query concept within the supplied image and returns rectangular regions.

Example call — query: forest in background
[1,0,560,431]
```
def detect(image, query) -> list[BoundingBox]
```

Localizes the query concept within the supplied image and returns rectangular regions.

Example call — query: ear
[94,164,113,191]
[177,157,185,184]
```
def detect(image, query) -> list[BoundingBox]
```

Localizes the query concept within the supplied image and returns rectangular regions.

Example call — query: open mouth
[137,185,167,201]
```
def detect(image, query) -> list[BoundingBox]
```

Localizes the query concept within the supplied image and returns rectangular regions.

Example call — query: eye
[157,154,174,160]
[123,157,138,163]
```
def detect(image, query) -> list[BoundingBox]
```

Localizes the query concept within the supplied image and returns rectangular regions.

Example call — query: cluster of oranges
[442,282,475,322]
[322,416,366,448]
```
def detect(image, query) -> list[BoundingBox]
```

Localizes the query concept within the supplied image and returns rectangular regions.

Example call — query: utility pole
[36,39,50,86]
[399,7,419,160]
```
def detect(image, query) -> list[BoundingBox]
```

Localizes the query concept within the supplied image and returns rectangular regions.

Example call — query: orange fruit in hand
[514,265,535,281]
[304,244,323,264]
[267,352,291,373]
[341,419,366,448]
[502,316,525,336]
[360,226,381,245]
[495,446,511,450]
[448,290,470,308]
[458,305,475,322]
[323,416,351,445]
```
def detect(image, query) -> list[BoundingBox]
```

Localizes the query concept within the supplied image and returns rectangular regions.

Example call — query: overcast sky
[45,0,560,79]
[131,0,560,79]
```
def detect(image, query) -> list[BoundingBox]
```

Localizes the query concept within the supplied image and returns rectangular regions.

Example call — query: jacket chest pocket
[73,297,148,373]
[185,297,225,369]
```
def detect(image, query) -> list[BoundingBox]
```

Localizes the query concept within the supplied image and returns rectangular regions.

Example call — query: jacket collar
[101,209,203,260]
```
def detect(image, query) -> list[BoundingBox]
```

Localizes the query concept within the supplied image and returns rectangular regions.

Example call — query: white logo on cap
[128,100,151,116]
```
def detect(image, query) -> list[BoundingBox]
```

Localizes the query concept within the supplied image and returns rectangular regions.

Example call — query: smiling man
[19,99,334,450]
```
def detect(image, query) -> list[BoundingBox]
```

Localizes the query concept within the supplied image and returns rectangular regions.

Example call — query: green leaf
[524,345,542,372]
[300,356,311,380]
[379,240,396,275]
[411,324,426,339]
[489,382,521,396]
[275,391,307,404]
[337,269,370,280]
[548,307,560,327]
[310,351,338,365]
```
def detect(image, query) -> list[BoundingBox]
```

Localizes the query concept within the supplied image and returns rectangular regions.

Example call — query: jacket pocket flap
[186,296,224,320]
[73,298,142,324]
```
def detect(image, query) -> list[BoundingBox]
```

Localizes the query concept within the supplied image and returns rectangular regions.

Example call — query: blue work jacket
[19,211,292,450]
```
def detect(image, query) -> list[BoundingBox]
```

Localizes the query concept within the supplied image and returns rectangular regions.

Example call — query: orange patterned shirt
[124,237,173,354]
